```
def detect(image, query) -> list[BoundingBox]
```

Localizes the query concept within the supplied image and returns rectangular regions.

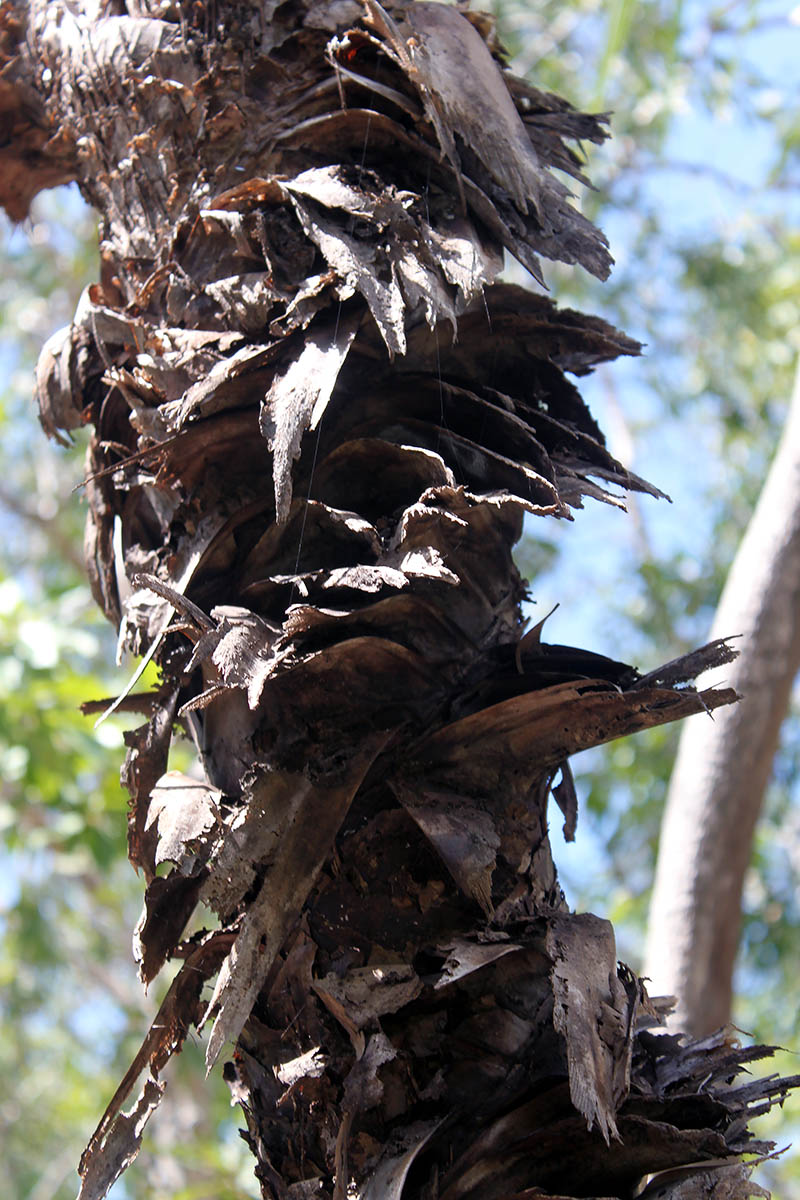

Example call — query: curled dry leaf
[145,771,221,870]
[547,914,633,1145]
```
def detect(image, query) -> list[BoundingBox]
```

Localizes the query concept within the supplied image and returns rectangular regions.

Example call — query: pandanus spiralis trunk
[0,2,794,1197]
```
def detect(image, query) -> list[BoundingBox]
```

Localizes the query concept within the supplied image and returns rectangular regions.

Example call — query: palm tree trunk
[2,2,795,1197]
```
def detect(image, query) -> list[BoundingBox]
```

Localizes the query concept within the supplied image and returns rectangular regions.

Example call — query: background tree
[646,356,800,1036]
[494,0,800,1090]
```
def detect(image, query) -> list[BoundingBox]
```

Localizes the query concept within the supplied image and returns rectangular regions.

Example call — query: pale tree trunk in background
[646,358,800,1035]
[2,2,798,1198]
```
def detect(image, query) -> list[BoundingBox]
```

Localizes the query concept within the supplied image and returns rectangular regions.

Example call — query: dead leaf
[77,933,230,1200]
[356,1120,441,1200]
[547,913,632,1144]
[276,1046,327,1087]
[260,306,362,522]
[343,1031,397,1113]
[203,733,391,1068]
[145,771,221,869]
[133,870,207,986]
[433,936,521,990]
[552,760,578,843]
[314,963,422,1031]
[77,1077,165,1200]
[396,786,500,916]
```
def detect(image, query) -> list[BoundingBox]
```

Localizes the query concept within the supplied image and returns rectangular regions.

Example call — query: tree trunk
[1,2,795,1198]
[646,357,800,1035]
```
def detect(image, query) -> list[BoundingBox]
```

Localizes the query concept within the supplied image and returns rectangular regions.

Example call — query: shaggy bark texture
[1,2,795,1198]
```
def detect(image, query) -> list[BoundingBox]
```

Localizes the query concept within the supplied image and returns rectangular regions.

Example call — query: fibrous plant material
[1,1,795,1198]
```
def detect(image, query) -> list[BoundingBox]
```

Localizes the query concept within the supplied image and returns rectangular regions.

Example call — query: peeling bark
[2,2,795,1198]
